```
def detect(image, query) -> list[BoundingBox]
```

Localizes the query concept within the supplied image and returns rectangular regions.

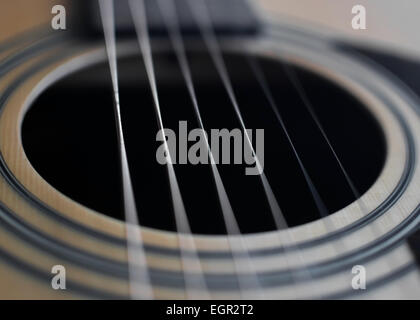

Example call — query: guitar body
[0,0,419,299]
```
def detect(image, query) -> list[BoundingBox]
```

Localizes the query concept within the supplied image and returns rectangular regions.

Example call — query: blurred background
[260,0,420,59]
[1,0,419,59]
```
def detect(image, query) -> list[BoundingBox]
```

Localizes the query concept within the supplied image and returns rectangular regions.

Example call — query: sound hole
[22,50,386,234]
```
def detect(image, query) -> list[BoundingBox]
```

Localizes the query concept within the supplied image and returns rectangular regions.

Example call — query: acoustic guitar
[0,0,419,299]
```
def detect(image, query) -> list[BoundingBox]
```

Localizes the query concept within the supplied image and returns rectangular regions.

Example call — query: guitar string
[186,0,323,298]
[244,1,381,287]
[180,0,388,298]
[186,0,287,230]
[226,1,350,297]
[186,0,325,297]
[248,61,329,217]
[183,0,333,298]
[101,0,391,299]
[159,0,325,298]
[100,0,348,298]
[250,21,395,293]
[282,61,406,297]
[247,27,409,296]
[98,0,153,299]
[283,64,368,213]
[247,56,335,296]
[155,0,264,299]
[127,0,211,299]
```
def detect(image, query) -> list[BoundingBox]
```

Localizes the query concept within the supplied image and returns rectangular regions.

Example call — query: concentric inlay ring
[0,27,419,299]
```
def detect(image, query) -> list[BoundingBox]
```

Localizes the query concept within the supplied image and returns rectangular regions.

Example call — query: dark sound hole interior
[22,49,386,235]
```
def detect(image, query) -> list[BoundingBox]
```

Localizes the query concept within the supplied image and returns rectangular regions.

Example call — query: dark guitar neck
[78,0,261,38]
